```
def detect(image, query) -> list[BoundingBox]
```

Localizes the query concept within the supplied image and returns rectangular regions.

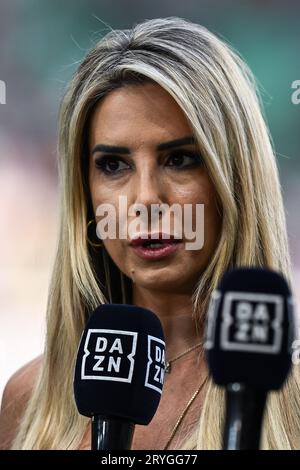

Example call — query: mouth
[129,233,182,260]
[129,233,182,248]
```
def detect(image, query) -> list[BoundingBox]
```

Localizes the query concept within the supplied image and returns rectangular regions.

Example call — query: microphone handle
[91,415,135,450]
[223,384,267,450]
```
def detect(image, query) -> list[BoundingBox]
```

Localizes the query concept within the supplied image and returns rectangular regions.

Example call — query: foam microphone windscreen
[205,267,296,390]
[74,304,165,425]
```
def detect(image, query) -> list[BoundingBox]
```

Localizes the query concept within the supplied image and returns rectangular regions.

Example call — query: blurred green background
[0,0,299,396]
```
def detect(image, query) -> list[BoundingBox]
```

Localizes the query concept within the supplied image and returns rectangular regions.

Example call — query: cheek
[201,188,221,250]
[104,238,125,263]
[169,171,214,203]
[182,178,221,252]
[172,176,220,224]
[103,238,134,282]
[89,172,101,212]
[89,175,121,215]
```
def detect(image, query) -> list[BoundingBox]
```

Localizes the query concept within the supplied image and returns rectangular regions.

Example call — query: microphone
[73,304,166,450]
[204,267,295,450]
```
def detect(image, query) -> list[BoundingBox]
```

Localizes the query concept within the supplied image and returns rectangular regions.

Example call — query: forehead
[88,82,193,148]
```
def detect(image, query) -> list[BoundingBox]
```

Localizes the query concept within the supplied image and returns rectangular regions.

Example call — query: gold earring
[87,219,103,248]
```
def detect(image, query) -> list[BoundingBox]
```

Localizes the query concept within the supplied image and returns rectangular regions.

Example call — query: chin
[131,267,187,290]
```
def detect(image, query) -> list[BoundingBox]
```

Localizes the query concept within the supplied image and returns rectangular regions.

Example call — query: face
[88,81,221,294]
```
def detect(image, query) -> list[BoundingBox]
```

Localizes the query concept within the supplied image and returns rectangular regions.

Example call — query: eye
[166,150,203,169]
[94,156,130,175]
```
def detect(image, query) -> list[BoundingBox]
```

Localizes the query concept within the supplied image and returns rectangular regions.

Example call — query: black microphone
[204,267,295,450]
[74,304,165,450]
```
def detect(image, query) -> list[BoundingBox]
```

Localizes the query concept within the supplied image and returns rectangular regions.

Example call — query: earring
[87,219,103,248]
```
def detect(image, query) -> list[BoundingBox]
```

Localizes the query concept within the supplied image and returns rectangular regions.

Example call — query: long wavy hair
[12,16,300,449]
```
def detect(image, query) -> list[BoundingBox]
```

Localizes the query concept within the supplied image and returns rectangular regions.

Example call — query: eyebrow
[91,136,196,155]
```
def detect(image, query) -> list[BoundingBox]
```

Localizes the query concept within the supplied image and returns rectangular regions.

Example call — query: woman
[0,16,299,450]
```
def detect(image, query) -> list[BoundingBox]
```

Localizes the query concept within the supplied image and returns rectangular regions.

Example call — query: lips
[128,233,182,260]
[129,233,182,247]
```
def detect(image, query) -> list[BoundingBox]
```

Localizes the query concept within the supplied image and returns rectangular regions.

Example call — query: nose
[130,164,165,219]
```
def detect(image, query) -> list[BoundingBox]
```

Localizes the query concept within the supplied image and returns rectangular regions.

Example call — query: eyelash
[94,150,203,176]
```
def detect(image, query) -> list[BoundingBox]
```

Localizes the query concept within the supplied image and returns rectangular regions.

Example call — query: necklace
[163,374,208,450]
[163,341,207,450]
[165,342,202,373]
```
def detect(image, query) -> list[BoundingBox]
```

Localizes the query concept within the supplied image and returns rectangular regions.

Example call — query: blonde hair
[13,16,300,449]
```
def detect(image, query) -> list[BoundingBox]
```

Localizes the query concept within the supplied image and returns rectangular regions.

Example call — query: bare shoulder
[0,355,43,449]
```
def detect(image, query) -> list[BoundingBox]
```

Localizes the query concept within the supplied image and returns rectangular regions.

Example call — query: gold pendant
[165,362,171,373]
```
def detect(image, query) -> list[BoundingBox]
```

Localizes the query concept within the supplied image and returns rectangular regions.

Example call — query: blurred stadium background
[0,0,299,399]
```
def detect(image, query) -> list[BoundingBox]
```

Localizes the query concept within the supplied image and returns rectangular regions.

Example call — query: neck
[132,284,202,357]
